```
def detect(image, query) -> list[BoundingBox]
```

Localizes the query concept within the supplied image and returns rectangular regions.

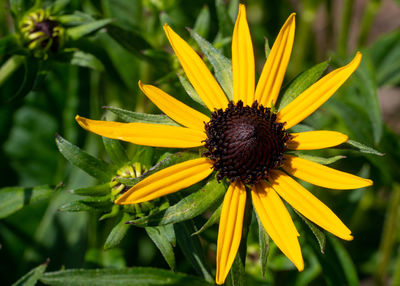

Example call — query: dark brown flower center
[203,100,290,185]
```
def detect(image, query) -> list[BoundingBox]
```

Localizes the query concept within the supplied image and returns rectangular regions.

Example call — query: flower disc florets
[204,100,290,185]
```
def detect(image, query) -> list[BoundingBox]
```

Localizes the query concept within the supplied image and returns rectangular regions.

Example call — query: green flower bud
[20,9,65,58]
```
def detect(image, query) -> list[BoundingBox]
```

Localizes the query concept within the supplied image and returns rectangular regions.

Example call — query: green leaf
[145,225,176,270]
[58,196,112,212]
[0,185,53,219]
[104,212,131,250]
[192,202,222,236]
[105,106,179,126]
[255,212,270,278]
[51,0,71,14]
[10,0,25,20]
[278,60,329,110]
[67,19,113,41]
[215,0,234,39]
[68,51,104,71]
[193,5,210,38]
[177,74,206,108]
[190,30,233,99]
[344,139,384,156]
[12,260,48,286]
[70,183,111,197]
[175,221,213,282]
[289,153,346,165]
[102,137,129,166]
[0,34,20,56]
[56,134,115,181]
[128,178,225,226]
[297,211,326,254]
[40,268,213,286]
[106,25,156,61]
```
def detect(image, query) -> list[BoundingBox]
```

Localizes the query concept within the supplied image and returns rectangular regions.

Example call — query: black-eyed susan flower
[75,4,372,284]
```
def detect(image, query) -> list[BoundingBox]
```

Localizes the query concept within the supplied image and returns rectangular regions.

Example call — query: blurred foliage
[0,0,400,285]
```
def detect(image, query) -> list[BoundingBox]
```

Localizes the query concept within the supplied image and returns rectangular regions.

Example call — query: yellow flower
[76,4,372,284]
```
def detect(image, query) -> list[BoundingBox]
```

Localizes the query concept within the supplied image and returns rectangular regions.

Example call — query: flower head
[75,4,372,284]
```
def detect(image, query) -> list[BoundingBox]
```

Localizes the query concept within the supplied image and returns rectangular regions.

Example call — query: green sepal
[99,204,120,221]
[175,221,213,282]
[189,29,233,100]
[102,137,129,167]
[288,152,346,165]
[56,134,116,182]
[40,267,214,286]
[278,60,330,110]
[296,210,326,254]
[11,259,49,286]
[128,177,225,227]
[177,74,207,109]
[145,224,176,270]
[342,139,384,156]
[104,212,132,250]
[192,202,222,236]
[67,19,113,41]
[58,195,112,212]
[255,211,270,279]
[69,183,111,197]
[0,185,53,219]
[104,106,179,126]
[193,5,210,38]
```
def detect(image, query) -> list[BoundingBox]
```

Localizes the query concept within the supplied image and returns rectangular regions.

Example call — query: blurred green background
[1,0,400,285]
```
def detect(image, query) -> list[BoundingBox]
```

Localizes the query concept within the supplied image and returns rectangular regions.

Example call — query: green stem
[338,0,355,56]
[0,55,24,86]
[392,245,400,286]
[357,0,381,48]
[374,184,400,286]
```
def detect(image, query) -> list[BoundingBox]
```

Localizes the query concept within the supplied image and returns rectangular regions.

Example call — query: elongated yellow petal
[252,181,304,271]
[232,4,255,106]
[282,154,373,189]
[115,158,213,204]
[138,81,209,131]
[277,52,362,128]
[287,131,348,150]
[255,13,296,107]
[216,181,246,285]
[269,170,353,240]
[163,24,228,111]
[76,115,206,148]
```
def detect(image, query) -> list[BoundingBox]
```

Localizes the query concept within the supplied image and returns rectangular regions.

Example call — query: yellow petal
[138,81,209,131]
[252,181,304,271]
[277,52,362,128]
[255,13,296,107]
[115,158,213,204]
[269,170,353,240]
[232,4,255,106]
[282,154,373,189]
[287,131,348,150]
[163,24,228,111]
[75,115,206,148]
[216,181,246,285]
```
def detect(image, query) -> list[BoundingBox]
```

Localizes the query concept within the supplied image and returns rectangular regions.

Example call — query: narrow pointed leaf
[193,5,210,38]
[295,210,326,254]
[146,225,176,270]
[68,51,104,71]
[56,134,115,181]
[67,19,113,40]
[255,212,270,278]
[344,139,384,156]
[12,260,48,286]
[190,30,233,99]
[289,152,346,165]
[51,0,71,14]
[104,106,179,126]
[104,213,131,250]
[0,185,53,219]
[40,268,213,286]
[58,196,112,212]
[177,74,207,109]
[70,183,111,197]
[192,203,222,236]
[175,221,213,282]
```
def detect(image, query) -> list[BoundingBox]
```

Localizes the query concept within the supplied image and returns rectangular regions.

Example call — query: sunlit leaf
[104,213,131,250]
[193,5,210,38]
